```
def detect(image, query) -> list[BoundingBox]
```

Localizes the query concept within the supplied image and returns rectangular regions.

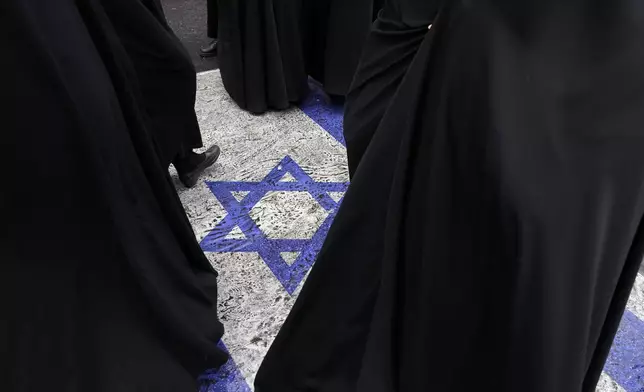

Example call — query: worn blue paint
[299,80,346,146]
[198,342,252,392]
[604,311,644,391]
[201,155,348,294]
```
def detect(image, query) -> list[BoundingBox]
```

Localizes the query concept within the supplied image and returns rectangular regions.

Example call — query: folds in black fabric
[218,0,380,114]
[2,0,227,390]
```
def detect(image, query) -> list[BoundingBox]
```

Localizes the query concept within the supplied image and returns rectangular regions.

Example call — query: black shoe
[177,145,221,188]
[200,39,218,58]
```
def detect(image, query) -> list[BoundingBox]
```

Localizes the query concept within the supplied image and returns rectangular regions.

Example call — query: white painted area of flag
[627,273,644,321]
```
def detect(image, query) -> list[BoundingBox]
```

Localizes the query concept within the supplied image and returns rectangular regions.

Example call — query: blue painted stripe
[199,342,252,392]
[604,310,644,391]
[299,80,346,147]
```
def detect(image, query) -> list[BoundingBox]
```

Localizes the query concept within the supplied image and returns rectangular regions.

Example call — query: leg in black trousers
[201,0,218,57]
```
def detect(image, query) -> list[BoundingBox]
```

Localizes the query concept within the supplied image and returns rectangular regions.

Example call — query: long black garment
[207,0,218,39]
[218,0,382,114]
[1,0,226,391]
[344,1,439,177]
[99,0,204,167]
[301,0,378,97]
[255,1,644,391]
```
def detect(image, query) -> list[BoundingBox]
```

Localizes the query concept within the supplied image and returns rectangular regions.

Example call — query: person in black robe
[100,0,221,188]
[343,1,438,177]
[2,0,227,390]
[217,0,383,114]
[201,0,219,57]
[254,1,644,391]
[301,0,380,99]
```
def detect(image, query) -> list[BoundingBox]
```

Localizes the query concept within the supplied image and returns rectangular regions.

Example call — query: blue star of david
[200,156,349,294]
